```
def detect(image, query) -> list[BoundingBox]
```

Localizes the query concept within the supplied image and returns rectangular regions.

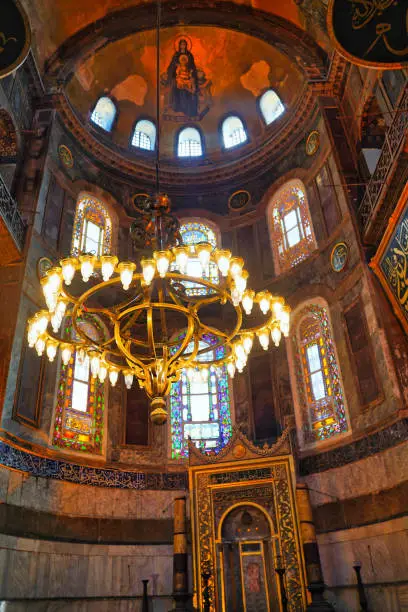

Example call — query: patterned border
[0,441,187,490]
[299,418,408,475]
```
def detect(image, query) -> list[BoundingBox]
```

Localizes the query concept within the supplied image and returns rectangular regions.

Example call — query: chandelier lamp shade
[27,214,290,425]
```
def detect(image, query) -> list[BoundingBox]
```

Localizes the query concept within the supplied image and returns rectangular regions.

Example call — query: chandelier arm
[239,312,276,335]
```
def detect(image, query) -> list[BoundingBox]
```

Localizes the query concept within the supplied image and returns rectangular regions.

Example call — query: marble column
[172,496,191,611]
[296,483,334,611]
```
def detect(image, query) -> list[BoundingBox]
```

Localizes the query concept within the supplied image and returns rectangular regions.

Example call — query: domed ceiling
[22,0,331,70]
[65,26,304,159]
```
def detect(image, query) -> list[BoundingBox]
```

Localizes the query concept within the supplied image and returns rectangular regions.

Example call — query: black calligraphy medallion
[0,0,31,79]
[328,0,408,68]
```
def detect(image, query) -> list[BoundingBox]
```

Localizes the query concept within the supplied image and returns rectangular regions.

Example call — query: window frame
[130,117,157,154]
[89,95,118,134]
[219,113,249,152]
[175,125,205,160]
[257,89,285,126]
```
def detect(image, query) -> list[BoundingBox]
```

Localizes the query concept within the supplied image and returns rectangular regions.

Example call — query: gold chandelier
[27,197,290,424]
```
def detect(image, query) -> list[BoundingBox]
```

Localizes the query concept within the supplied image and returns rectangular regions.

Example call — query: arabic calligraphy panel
[0,0,31,79]
[328,0,408,68]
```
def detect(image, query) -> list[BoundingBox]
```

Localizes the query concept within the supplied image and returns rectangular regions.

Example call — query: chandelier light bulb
[227,362,236,378]
[79,255,96,283]
[187,367,195,381]
[76,348,86,365]
[241,290,255,315]
[124,370,134,389]
[258,291,271,315]
[98,363,108,383]
[229,257,244,279]
[271,323,282,347]
[46,268,62,292]
[257,329,270,351]
[117,261,136,291]
[90,353,101,378]
[231,287,241,307]
[109,368,119,387]
[35,337,46,357]
[36,311,49,334]
[51,313,62,333]
[242,334,253,354]
[234,342,246,362]
[141,258,156,285]
[154,251,171,278]
[279,305,291,337]
[61,344,72,366]
[197,243,212,272]
[236,358,245,373]
[235,270,248,295]
[173,247,189,274]
[60,258,76,285]
[46,341,58,362]
[215,249,231,277]
[271,296,284,319]
[101,255,118,282]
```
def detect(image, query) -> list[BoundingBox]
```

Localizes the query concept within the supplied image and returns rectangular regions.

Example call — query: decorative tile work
[300,418,408,475]
[0,441,188,490]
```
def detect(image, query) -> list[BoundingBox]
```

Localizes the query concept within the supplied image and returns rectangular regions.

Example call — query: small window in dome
[222,116,247,149]
[132,119,156,151]
[90,96,117,132]
[259,90,285,125]
[178,127,203,158]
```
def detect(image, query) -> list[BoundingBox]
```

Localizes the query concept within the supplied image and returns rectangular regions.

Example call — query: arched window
[177,127,203,158]
[222,115,247,149]
[292,303,349,446]
[131,119,156,151]
[170,221,232,458]
[268,179,316,272]
[71,194,113,257]
[174,221,219,296]
[90,96,117,132]
[170,333,232,459]
[52,316,106,454]
[259,90,285,125]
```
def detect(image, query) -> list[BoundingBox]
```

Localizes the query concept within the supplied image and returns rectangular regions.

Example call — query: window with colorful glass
[71,194,113,257]
[170,333,232,458]
[174,221,219,297]
[52,316,105,454]
[90,96,117,132]
[293,303,348,444]
[269,179,315,272]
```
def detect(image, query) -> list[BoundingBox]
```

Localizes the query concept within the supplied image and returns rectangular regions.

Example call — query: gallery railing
[0,174,25,252]
[359,83,408,239]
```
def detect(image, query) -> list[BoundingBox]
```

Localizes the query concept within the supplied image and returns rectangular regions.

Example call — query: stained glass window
[259,90,285,125]
[178,127,203,157]
[90,96,117,132]
[170,334,232,458]
[52,316,105,454]
[173,222,219,297]
[269,179,315,272]
[132,119,156,151]
[292,303,349,445]
[71,194,112,257]
[222,116,247,149]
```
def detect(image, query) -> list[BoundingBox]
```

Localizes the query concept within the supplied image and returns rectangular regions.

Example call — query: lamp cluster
[27,243,290,421]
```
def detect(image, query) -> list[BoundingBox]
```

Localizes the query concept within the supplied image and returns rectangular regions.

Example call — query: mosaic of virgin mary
[164,38,199,117]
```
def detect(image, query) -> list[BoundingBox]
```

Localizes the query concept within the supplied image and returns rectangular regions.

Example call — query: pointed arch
[90,96,117,132]
[267,179,316,273]
[71,193,113,257]
[289,300,349,447]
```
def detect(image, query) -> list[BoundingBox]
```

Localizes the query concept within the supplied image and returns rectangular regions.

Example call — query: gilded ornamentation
[58,144,74,169]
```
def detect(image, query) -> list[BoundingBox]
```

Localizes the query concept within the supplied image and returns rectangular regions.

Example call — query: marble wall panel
[0,467,180,519]
[0,535,173,602]
[304,439,408,506]
[318,517,408,611]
